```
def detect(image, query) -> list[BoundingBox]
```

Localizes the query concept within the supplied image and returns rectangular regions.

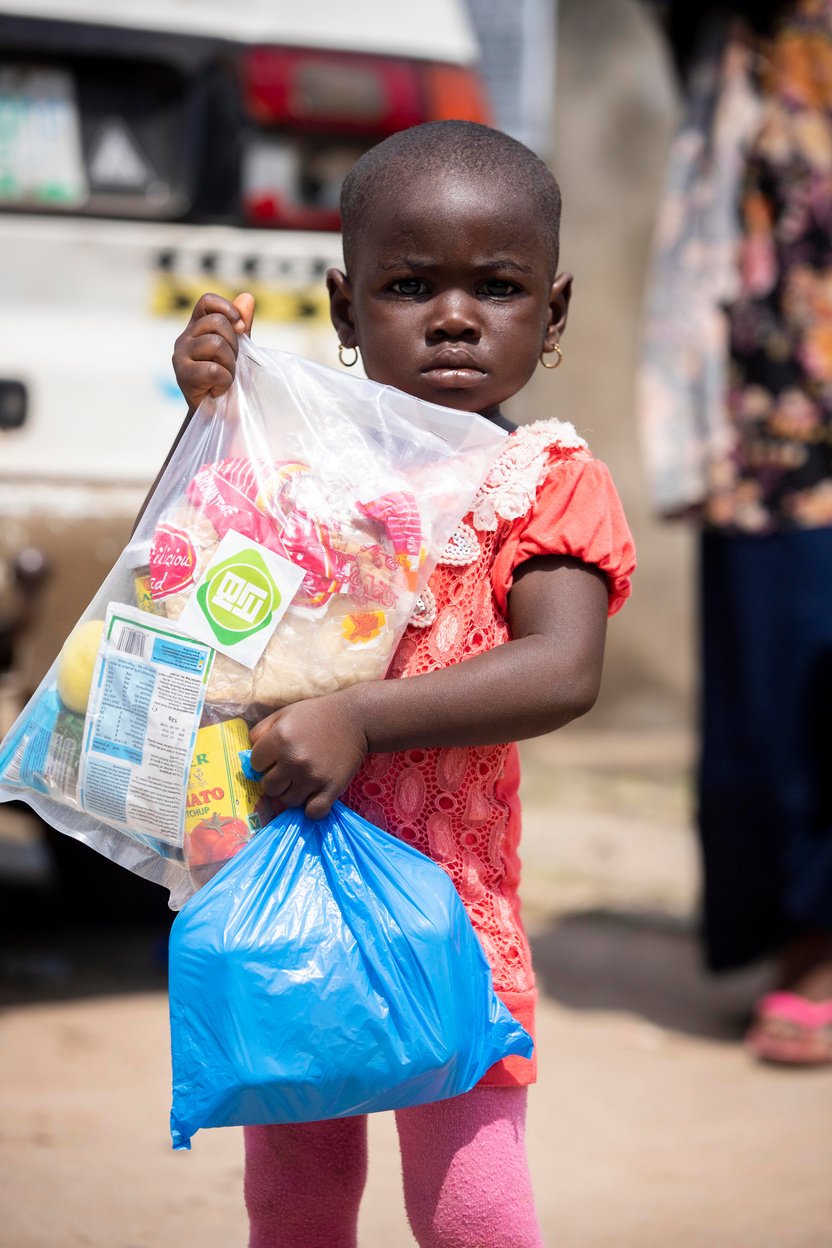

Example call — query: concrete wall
[506,0,696,727]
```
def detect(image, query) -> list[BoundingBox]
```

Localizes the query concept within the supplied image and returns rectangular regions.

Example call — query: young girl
[172,120,635,1248]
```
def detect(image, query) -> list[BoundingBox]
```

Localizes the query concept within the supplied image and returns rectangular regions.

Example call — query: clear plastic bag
[169,802,533,1149]
[0,342,505,907]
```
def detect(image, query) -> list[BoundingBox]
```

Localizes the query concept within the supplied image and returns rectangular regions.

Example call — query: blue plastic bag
[169,801,533,1148]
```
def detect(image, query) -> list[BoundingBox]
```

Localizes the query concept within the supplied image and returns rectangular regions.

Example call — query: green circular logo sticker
[196,549,279,646]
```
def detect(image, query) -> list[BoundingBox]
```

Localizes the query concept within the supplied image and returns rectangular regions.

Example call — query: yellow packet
[185,718,268,867]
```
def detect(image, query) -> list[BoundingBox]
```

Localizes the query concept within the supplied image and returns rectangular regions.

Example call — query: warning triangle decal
[89,118,153,188]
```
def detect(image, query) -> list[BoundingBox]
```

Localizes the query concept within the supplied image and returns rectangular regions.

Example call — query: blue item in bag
[0,688,61,795]
[238,748,264,783]
[169,801,533,1149]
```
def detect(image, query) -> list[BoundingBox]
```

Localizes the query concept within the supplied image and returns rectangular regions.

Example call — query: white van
[0,0,488,696]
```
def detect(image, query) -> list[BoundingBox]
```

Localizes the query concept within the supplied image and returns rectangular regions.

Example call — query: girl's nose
[426,291,480,340]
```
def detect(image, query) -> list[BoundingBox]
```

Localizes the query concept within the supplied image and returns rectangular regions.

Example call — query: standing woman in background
[641,0,832,1064]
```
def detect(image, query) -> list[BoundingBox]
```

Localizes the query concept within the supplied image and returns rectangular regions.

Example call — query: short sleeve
[490,455,636,617]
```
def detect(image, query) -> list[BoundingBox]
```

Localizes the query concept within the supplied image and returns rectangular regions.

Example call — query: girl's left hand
[249,691,369,820]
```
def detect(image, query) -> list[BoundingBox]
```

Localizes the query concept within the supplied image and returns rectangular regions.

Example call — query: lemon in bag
[56,620,105,714]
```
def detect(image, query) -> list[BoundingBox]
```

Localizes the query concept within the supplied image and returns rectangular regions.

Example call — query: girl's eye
[480,279,520,298]
[389,278,429,297]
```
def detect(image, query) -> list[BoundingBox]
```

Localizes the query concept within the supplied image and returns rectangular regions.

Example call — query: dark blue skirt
[699,527,832,970]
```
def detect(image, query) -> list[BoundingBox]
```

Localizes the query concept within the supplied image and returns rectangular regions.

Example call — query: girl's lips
[421,366,485,389]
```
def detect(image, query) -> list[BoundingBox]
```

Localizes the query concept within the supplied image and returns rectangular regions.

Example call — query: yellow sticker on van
[150,275,330,322]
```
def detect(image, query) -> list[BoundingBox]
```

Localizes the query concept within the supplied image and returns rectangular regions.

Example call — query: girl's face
[327,171,571,422]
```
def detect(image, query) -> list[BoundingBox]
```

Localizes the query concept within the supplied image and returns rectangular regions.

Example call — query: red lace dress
[343,419,636,1085]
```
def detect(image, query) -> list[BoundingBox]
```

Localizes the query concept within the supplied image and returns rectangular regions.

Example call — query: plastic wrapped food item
[169,802,533,1149]
[0,341,505,907]
[124,539,158,616]
[184,718,273,890]
[152,466,415,713]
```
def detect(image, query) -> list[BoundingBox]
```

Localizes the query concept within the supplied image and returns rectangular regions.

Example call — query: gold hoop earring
[338,343,359,368]
[540,342,563,369]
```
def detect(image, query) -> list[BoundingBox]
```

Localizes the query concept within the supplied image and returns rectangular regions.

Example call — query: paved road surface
[1,727,830,1247]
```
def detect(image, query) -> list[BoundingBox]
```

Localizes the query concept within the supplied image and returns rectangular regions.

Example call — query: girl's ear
[544,271,573,348]
[326,268,358,348]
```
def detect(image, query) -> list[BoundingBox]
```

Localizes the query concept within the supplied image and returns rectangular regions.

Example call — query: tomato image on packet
[188,813,250,865]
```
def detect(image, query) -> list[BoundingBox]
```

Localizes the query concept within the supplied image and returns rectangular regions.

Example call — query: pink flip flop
[746,992,832,1066]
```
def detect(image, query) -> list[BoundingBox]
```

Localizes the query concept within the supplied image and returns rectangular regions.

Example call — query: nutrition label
[79,605,214,846]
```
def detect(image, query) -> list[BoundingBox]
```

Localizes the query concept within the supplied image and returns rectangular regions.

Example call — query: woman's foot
[746,932,832,1066]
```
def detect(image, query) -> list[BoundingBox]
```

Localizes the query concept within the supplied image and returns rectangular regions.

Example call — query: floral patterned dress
[641,0,832,532]
[344,420,635,1085]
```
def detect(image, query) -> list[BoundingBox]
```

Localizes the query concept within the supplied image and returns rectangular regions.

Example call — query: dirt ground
[1,725,831,1248]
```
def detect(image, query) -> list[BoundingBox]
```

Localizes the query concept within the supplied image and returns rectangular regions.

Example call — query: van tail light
[245,194,341,232]
[242,48,492,134]
[422,64,491,124]
[240,47,492,230]
[243,48,426,135]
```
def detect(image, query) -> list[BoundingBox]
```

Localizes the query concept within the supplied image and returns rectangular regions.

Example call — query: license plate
[0,66,87,207]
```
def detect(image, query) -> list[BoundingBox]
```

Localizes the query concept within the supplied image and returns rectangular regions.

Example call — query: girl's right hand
[172,291,255,411]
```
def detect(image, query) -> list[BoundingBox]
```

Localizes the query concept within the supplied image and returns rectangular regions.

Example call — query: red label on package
[150,524,198,599]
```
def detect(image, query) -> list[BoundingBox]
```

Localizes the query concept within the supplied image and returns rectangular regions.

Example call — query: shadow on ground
[0,825,173,1007]
[2,878,765,1050]
[531,909,768,1042]
[1,815,766,1045]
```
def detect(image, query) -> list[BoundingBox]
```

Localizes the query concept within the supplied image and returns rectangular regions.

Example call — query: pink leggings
[244,1086,544,1248]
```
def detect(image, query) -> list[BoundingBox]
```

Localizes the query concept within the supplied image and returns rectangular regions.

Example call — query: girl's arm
[249,555,609,817]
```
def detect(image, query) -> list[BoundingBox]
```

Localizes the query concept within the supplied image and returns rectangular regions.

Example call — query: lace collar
[470,418,588,532]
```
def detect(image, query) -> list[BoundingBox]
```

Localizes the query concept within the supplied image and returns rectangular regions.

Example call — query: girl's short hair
[340,120,562,278]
